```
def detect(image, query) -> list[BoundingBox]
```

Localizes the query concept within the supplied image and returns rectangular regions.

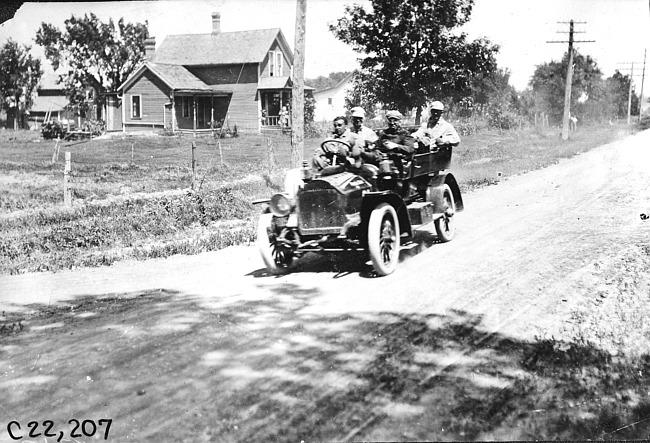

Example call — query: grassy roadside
[0,123,638,275]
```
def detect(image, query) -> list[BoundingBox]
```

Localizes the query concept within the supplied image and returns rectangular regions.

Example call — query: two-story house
[114,12,297,133]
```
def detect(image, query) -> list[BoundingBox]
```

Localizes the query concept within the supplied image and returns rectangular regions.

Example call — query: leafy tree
[330,0,499,123]
[529,50,604,123]
[605,70,638,119]
[35,13,148,115]
[305,71,352,91]
[0,39,42,129]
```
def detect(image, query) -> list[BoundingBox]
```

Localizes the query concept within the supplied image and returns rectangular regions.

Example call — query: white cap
[350,107,365,118]
[430,101,444,111]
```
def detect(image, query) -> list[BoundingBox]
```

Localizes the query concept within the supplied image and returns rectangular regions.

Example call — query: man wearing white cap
[412,101,460,151]
[349,107,378,146]
[349,106,380,166]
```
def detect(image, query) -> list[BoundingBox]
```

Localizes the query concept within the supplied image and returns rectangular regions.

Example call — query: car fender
[359,191,412,244]
[427,173,464,212]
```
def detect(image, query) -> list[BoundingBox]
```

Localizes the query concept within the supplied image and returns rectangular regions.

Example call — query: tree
[0,39,42,129]
[605,70,638,119]
[330,0,499,123]
[529,50,604,124]
[35,13,148,118]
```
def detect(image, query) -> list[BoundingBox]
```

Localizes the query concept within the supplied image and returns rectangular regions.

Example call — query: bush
[41,120,66,140]
[638,114,650,130]
[487,106,520,130]
[81,119,106,136]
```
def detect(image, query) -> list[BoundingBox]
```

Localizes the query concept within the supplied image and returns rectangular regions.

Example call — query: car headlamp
[270,193,292,217]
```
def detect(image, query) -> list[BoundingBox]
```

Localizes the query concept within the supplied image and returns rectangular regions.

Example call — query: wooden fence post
[63,151,72,207]
[191,141,196,190]
[51,137,60,164]
[267,137,277,171]
[131,142,134,165]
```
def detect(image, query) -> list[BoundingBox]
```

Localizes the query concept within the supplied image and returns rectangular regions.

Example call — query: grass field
[0,122,638,275]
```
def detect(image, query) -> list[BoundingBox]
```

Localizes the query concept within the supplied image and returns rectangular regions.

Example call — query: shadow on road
[2,287,650,441]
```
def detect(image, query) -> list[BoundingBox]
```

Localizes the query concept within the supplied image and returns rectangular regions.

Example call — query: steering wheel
[321,139,350,155]
[320,139,351,165]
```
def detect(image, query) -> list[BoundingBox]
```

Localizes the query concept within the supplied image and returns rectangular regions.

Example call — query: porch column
[193,96,197,135]
[171,93,177,133]
[211,95,214,129]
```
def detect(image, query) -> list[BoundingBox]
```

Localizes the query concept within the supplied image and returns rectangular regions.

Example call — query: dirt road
[1,130,649,441]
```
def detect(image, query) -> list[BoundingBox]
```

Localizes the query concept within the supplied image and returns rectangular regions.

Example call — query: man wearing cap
[349,106,381,167]
[374,110,416,176]
[412,101,460,151]
[377,110,415,156]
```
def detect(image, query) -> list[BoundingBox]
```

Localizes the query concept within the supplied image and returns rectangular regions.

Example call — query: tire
[367,203,400,276]
[257,213,294,274]
[434,184,456,242]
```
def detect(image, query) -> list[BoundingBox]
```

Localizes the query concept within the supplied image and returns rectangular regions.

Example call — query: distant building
[27,72,70,130]
[115,12,311,134]
[313,73,353,122]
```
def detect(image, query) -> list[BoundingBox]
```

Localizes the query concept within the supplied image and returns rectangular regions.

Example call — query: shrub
[41,120,66,140]
[81,119,106,136]
[638,114,650,130]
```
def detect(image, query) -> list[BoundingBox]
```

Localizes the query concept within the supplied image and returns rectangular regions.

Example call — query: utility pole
[290,0,307,168]
[639,49,646,121]
[547,20,594,140]
[628,63,634,124]
[618,60,644,124]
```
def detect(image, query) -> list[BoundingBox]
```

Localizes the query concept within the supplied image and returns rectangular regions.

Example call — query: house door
[197,97,212,129]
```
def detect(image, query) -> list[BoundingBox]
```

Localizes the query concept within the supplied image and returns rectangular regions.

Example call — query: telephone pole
[547,20,594,140]
[618,60,645,124]
[290,0,307,168]
[639,49,646,121]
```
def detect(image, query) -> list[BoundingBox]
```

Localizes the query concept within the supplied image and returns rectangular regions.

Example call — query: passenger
[412,101,460,151]
[349,107,378,149]
[312,116,362,171]
[375,110,415,176]
[348,106,381,180]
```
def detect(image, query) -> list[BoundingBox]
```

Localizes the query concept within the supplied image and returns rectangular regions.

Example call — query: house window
[131,95,141,118]
[269,51,283,77]
[182,97,191,118]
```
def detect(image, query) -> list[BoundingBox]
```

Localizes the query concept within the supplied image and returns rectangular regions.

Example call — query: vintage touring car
[254,136,464,276]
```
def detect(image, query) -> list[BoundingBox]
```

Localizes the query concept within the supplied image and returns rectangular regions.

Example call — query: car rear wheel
[434,184,456,242]
[257,213,294,274]
[367,203,400,276]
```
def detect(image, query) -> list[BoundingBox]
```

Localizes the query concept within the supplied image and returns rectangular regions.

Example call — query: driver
[312,116,363,171]
[412,101,460,151]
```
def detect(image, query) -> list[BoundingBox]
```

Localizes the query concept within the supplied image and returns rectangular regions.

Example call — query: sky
[0,0,649,93]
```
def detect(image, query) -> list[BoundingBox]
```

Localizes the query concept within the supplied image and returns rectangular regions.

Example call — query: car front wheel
[367,203,400,276]
[257,213,294,274]
[434,184,456,242]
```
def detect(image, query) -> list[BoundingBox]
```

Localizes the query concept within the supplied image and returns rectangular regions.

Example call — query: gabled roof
[313,73,354,95]
[39,72,65,91]
[30,95,68,113]
[117,62,231,94]
[154,28,293,66]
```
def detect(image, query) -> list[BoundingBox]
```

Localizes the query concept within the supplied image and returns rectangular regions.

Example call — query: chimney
[211,12,221,35]
[144,37,156,62]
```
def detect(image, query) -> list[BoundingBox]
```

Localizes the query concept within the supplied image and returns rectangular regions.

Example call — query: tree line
[0,1,641,131]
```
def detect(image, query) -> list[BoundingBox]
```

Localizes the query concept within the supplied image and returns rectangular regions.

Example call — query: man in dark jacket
[374,110,415,176]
